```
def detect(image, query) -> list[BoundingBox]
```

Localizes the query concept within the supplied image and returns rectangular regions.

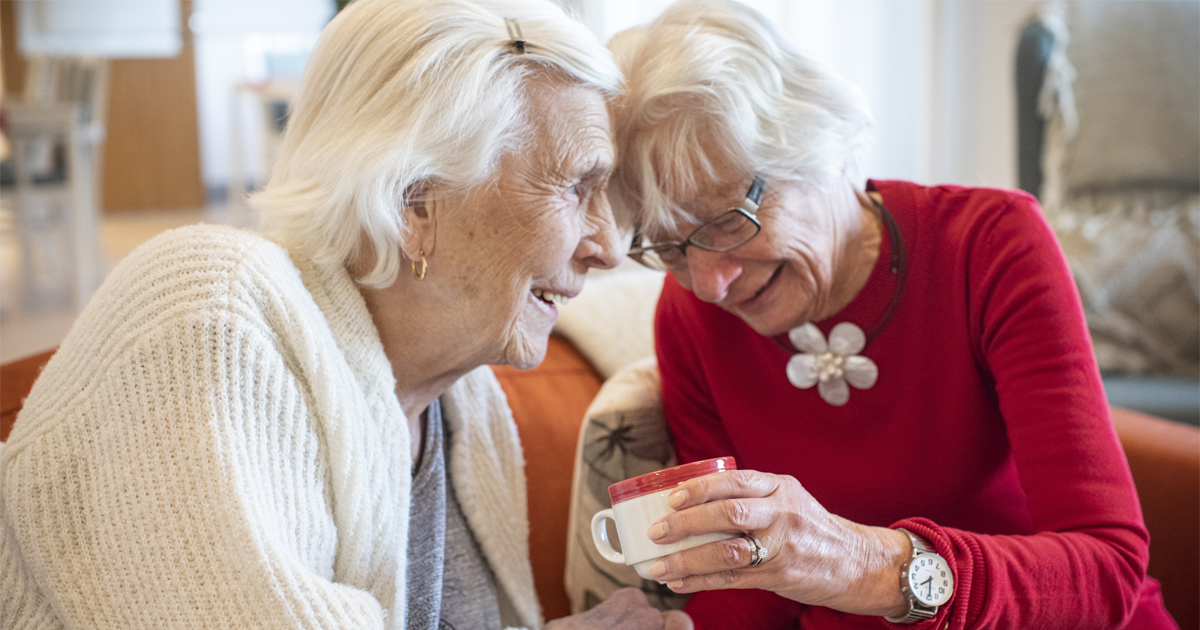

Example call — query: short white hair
[608,0,873,233]
[249,0,621,287]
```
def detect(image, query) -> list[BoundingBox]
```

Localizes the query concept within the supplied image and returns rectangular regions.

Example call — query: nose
[575,190,622,270]
[678,248,742,303]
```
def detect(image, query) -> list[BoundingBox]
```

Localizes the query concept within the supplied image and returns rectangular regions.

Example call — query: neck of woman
[814,188,883,323]
[356,278,483,426]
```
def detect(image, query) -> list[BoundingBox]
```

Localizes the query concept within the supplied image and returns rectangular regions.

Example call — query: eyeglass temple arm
[746,175,767,206]
[628,231,643,251]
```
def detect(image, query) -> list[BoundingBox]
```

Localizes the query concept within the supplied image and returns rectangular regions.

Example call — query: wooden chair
[3,57,109,308]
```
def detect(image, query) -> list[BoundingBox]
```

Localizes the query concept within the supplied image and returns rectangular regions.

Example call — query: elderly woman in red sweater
[606,1,1176,628]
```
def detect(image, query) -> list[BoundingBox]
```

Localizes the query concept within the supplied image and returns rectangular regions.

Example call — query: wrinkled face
[430,77,619,369]
[660,158,855,338]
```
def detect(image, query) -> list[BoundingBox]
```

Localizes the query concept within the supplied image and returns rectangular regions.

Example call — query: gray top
[407,398,503,630]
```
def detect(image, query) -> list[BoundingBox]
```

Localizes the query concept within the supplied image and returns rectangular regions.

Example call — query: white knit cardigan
[0,225,540,629]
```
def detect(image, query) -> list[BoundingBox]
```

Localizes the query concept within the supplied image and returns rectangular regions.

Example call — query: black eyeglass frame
[628,174,767,271]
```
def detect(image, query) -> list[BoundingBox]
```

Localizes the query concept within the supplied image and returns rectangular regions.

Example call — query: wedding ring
[744,534,768,567]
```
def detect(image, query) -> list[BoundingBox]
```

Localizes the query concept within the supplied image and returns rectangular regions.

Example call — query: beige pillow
[554,270,665,380]
[563,356,690,613]
[1048,190,1199,376]
[1062,1,1199,192]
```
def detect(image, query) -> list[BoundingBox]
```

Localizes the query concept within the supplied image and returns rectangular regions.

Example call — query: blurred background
[0,0,1197,422]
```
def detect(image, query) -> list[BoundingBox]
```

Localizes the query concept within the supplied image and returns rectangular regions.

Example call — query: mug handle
[591,509,625,564]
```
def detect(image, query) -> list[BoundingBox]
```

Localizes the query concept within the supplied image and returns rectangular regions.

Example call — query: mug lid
[608,457,737,505]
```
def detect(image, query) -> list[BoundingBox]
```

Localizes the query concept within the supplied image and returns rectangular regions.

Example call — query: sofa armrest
[1111,406,1200,630]
[1,349,57,442]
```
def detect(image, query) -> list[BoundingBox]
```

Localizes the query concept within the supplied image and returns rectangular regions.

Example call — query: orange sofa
[3,338,1198,629]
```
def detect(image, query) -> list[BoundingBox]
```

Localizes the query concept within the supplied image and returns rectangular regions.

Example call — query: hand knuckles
[664,610,694,630]
[720,498,752,528]
[666,554,694,576]
[731,469,757,488]
[719,538,746,567]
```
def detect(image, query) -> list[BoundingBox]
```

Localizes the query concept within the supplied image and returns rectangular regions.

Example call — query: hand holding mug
[591,457,739,581]
[641,468,913,618]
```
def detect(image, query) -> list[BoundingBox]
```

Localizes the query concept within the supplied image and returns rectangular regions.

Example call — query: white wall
[932,0,1040,188]
[191,0,333,193]
[580,0,1039,188]
[188,0,1040,194]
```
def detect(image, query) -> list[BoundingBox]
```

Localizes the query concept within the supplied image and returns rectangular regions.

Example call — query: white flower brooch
[785,322,879,406]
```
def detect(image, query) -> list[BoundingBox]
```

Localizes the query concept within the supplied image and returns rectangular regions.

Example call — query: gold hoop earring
[412,250,428,280]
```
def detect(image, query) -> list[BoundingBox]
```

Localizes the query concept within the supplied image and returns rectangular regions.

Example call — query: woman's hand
[642,470,911,617]
[545,588,693,630]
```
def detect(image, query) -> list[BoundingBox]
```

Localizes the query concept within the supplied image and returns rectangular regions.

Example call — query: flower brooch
[785,322,878,406]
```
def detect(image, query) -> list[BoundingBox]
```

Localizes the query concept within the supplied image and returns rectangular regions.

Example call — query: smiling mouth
[751,267,782,300]
[532,288,571,307]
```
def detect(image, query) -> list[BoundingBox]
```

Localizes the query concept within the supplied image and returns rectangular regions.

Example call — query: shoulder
[91,224,309,324]
[875,180,1042,224]
[37,226,318,411]
[2,226,318,451]
[114,223,298,288]
[874,180,1056,258]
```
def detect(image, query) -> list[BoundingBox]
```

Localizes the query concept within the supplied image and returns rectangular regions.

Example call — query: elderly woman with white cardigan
[0,2,692,629]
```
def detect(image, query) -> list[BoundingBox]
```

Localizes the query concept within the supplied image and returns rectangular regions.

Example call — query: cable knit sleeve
[0,227,399,629]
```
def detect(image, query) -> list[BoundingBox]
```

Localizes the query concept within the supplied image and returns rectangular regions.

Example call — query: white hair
[608,0,873,233]
[249,0,622,287]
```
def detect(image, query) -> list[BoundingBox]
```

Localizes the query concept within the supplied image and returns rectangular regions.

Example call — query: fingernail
[668,580,684,591]
[648,522,667,540]
[647,561,666,577]
[668,489,687,508]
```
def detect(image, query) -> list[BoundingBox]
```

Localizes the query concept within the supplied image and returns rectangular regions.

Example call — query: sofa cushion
[1046,189,1200,377]
[492,334,604,621]
[554,270,665,380]
[563,356,690,613]
[1111,406,1200,630]
[1033,2,1200,382]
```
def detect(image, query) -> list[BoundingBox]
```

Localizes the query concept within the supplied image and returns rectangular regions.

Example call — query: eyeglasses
[628,175,766,271]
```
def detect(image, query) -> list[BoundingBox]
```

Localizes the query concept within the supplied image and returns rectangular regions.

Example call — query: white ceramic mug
[591,457,739,581]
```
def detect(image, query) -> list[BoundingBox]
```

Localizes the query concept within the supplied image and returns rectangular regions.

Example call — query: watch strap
[900,528,935,555]
[884,599,938,624]
[883,528,941,625]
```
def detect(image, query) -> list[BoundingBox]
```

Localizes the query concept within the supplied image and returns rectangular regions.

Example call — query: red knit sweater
[655,181,1176,629]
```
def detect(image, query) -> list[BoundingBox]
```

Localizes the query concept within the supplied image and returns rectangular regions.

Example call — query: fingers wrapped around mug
[642,469,912,616]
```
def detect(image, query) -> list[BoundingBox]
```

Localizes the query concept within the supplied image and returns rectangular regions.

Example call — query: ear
[401,180,438,259]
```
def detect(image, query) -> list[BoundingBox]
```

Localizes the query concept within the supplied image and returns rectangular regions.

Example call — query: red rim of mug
[607,457,737,505]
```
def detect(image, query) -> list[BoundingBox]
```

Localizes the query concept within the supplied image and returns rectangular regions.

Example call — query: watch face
[906,553,954,607]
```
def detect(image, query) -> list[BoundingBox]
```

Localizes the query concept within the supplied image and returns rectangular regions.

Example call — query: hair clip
[504,18,527,54]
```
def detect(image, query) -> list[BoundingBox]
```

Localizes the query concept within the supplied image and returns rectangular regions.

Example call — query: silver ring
[744,534,768,567]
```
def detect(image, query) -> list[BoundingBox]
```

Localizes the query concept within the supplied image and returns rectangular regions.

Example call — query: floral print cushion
[564,356,690,613]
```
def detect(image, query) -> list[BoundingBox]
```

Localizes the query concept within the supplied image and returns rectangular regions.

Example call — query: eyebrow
[575,160,612,181]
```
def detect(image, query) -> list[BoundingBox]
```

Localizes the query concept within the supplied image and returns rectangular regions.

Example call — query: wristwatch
[883,528,955,625]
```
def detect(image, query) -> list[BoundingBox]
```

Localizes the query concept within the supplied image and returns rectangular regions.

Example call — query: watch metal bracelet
[885,599,938,625]
[883,528,940,625]
[900,528,936,555]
